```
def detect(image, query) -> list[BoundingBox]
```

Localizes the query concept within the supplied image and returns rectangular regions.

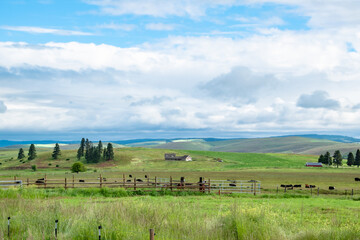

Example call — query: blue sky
[1,0,360,140]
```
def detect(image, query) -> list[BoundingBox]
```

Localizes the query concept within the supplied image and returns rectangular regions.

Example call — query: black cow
[293,185,302,188]
[126,179,132,182]
[229,183,237,187]
[129,175,132,178]
[310,185,316,188]
[79,179,85,182]
[355,178,360,181]
[136,179,143,182]
[145,175,148,178]
[329,186,335,190]
[280,184,286,188]
[35,180,44,184]
[37,178,45,180]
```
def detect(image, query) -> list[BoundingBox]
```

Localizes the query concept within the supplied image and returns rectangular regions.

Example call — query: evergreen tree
[17,148,25,159]
[77,147,82,160]
[98,140,103,153]
[324,151,332,165]
[103,147,107,160]
[28,144,37,160]
[52,143,61,159]
[333,150,342,168]
[105,143,114,160]
[318,154,324,163]
[347,152,355,166]
[355,149,360,167]
[80,138,85,156]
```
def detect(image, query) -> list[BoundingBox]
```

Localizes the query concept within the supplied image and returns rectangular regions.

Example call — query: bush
[66,158,70,161]
[31,165,37,171]
[48,163,52,166]
[56,165,59,167]
[71,162,86,173]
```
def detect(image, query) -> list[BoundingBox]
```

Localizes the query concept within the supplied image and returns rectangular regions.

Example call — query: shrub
[71,162,86,173]
[31,165,37,171]
[56,165,59,167]
[48,163,52,166]
[66,158,70,161]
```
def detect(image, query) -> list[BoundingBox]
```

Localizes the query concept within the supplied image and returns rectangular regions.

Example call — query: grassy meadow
[1,146,360,239]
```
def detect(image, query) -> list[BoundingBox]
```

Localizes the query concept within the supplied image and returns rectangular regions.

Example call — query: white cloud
[297,91,340,109]
[0,100,7,113]
[97,23,136,31]
[0,26,93,36]
[145,23,175,31]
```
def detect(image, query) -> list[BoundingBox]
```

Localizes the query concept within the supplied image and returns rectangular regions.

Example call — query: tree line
[16,139,114,164]
[318,149,360,168]
[77,138,114,163]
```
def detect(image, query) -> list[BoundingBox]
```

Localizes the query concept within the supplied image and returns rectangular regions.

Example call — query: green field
[0,189,359,239]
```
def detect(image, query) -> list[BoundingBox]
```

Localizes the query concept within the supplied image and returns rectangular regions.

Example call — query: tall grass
[0,190,359,239]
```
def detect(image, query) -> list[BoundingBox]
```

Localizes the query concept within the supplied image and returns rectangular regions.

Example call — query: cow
[79,179,85,182]
[293,185,302,188]
[310,185,316,188]
[126,179,132,182]
[329,186,335,190]
[145,175,148,178]
[37,178,45,180]
[129,174,132,178]
[280,184,286,188]
[136,179,143,182]
[35,180,44,184]
[305,184,310,188]
[229,183,237,187]
[355,178,360,182]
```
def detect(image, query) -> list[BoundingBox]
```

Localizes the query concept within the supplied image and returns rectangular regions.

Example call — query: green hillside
[151,137,339,154]
[0,147,317,172]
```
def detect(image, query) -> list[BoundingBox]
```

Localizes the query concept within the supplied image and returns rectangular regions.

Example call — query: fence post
[253,181,256,196]
[352,189,354,197]
[27,178,29,186]
[134,178,137,191]
[72,174,75,188]
[155,177,157,190]
[55,220,58,239]
[44,174,47,188]
[311,187,312,196]
[14,176,16,181]
[150,228,155,240]
[170,176,173,191]
[7,217,10,238]
[100,174,103,188]
[98,225,102,240]
[65,178,67,190]
[147,175,150,187]
[208,178,211,193]
[123,174,125,187]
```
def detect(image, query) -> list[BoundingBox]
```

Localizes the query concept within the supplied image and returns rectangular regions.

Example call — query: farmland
[1,146,360,239]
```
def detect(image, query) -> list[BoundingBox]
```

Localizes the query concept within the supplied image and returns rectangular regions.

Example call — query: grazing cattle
[229,183,237,187]
[79,179,85,183]
[293,185,302,188]
[103,178,107,182]
[37,178,45,180]
[329,186,335,190]
[280,184,286,188]
[285,184,293,188]
[136,179,143,182]
[129,175,132,178]
[305,184,310,188]
[35,180,44,184]
[310,185,316,188]
[126,179,132,182]
[145,175,148,178]
[355,178,360,181]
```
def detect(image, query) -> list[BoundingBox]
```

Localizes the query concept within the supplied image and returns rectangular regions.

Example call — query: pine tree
[318,154,324,163]
[52,143,61,159]
[98,140,103,153]
[80,138,85,156]
[17,148,25,159]
[28,144,37,160]
[105,143,114,160]
[347,152,354,166]
[355,149,360,167]
[333,150,342,168]
[324,151,332,165]
[77,147,82,160]
[103,147,107,160]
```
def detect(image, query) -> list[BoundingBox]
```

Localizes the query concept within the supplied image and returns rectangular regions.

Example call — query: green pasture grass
[0,189,359,239]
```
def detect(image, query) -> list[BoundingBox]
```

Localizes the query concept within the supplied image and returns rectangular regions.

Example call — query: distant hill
[286,134,360,143]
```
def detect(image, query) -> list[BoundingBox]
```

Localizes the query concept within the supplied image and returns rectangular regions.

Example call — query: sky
[1,0,360,140]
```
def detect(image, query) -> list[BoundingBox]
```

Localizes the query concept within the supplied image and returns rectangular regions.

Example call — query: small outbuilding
[305,162,323,167]
[164,153,192,161]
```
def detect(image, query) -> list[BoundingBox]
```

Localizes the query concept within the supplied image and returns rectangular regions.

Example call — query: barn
[305,162,323,167]
[164,153,192,161]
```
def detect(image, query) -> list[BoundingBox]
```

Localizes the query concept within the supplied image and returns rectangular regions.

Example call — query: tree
[347,152,354,166]
[31,165,37,171]
[103,147,107,160]
[324,152,332,165]
[355,149,360,168]
[71,162,86,173]
[17,148,25,159]
[333,150,342,168]
[318,154,324,163]
[52,143,61,159]
[28,144,37,160]
[104,143,114,161]
[80,138,85,156]
[77,147,82,160]
[98,140,103,153]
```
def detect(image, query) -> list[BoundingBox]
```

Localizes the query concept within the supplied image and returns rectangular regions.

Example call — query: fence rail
[1,175,261,194]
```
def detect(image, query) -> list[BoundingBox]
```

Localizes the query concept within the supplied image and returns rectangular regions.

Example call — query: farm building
[164,153,192,161]
[305,162,323,167]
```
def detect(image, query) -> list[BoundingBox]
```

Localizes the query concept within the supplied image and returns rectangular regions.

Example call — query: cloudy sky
[1,0,360,140]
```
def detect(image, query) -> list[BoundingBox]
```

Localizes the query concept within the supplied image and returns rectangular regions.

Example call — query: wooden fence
[5,175,261,194]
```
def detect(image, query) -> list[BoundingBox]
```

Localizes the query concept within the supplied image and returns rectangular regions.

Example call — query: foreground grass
[0,188,360,239]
